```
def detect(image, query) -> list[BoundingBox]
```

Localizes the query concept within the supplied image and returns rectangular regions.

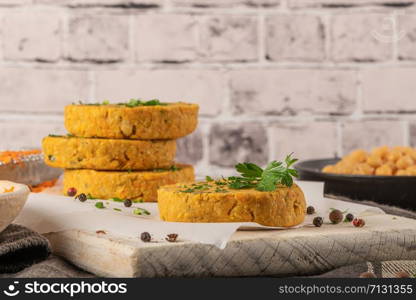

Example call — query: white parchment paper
[14,181,384,248]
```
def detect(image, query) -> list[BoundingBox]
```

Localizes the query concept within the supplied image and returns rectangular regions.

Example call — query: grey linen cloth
[3,199,416,278]
[0,224,51,274]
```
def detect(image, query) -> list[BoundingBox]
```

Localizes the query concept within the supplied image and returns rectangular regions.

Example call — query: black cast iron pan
[295,158,416,211]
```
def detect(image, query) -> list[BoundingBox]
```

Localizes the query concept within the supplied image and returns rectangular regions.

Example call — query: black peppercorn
[140,232,151,242]
[313,217,323,227]
[329,209,343,224]
[306,206,315,215]
[124,199,132,207]
[75,193,87,202]
[345,213,354,222]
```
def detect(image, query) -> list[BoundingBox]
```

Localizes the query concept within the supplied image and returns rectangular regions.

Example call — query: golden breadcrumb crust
[63,164,194,202]
[65,103,199,140]
[42,136,176,170]
[158,182,306,227]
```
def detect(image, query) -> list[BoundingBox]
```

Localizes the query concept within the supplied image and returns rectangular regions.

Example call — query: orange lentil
[30,179,57,193]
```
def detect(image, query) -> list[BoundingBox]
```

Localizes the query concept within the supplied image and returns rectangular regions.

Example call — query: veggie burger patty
[158,181,306,227]
[65,102,199,140]
[64,164,195,202]
[42,136,176,170]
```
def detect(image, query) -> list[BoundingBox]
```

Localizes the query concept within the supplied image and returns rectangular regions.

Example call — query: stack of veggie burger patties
[42,99,198,202]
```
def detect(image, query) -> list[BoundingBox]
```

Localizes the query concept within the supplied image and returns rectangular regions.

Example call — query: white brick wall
[0,68,89,112]
[266,15,325,62]
[2,11,62,62]
[0,0,415,177]
[230,69,357,115]
[94,69,226,116]
[67,14,129,62]
[331,14,393,62]
[135,14,198,62]
[200,15,258,62]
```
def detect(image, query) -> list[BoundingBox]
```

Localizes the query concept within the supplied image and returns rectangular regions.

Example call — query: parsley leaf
[95,202,105,209]
[235,163,263,178]
[227,154,299,192]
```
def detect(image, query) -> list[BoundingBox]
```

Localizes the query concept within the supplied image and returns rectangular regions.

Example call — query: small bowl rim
[0,180,31,200]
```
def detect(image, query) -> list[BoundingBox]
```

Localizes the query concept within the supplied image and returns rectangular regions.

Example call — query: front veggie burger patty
[65,102,199,140]
[63,164,195,202]
[158,181,306,227]
[42,136,176,170]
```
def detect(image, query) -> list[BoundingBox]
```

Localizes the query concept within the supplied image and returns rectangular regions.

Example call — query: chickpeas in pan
[322,146,416,176]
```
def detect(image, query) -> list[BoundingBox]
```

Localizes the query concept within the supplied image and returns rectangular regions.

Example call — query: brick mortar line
[0,2,413,13]
[1,113,416,122]
[3,60,416,70]
[0,5,408,15]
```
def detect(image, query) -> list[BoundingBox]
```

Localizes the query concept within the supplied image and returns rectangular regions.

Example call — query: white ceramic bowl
[0,180,30,233]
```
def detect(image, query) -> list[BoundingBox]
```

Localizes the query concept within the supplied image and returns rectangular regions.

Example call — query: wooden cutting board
[45,214,416,277]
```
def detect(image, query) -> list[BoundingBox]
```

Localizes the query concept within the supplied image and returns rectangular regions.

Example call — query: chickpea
[396,155,414,170]
[371,146,390,159]
[346,149,368,163]
[366,154,383,168]
[408,149,416,161]
[322,146,416,176]
[387,150,402,163]
[406,166,416,176]
[393,146,411,155]
[375,164,393,176]
[352,163,374,175]
[335,161,354,174]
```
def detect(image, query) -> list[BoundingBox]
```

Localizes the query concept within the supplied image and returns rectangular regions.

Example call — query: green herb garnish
[75,100,112,106]
[180,183,211,193]
[206,176,214,182]
[227,154,299,192]
[120,99,166,108]
[133,207,151,215]
[214,181,227,186]
[153,165,181,172]
[95,202,105,209]
[113,208,122,212]
[48,134,62,137]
